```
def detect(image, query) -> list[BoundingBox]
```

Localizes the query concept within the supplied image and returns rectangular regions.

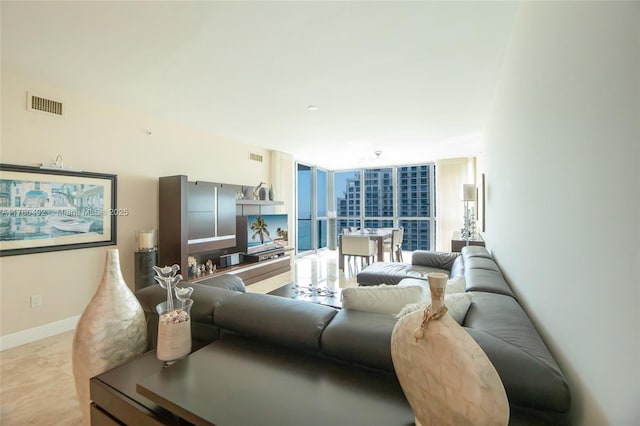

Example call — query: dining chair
[383,227,404,262]
[341,234,377,271]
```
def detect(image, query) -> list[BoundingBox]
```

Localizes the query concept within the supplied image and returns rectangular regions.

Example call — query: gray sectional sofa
[135,246,570,424]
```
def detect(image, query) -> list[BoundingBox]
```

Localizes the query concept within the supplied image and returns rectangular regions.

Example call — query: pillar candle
[139,232,154,250]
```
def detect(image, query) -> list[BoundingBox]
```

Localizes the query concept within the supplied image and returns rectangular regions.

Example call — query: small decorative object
[152,265,193,364]
[175,286,194,308]
[259,186,267,200]
[72,249,147,425]
[244,187,253,199]
[187,255,197,278]
[391,272,509,425]
[205,259,216,274]
[268,184,275,201]
[253,181,265,200]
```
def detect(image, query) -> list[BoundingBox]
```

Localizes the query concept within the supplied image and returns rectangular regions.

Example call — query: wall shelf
[236,199,284,216]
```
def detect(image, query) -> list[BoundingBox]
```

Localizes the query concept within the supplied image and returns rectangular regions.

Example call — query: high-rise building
[336,165,434,251]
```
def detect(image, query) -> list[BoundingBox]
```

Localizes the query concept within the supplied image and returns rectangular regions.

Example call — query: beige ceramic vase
[390,272,509,426]
[156,299,193,363]
[72,249,147,425]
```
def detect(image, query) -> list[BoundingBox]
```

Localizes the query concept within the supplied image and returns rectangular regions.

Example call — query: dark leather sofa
[135,246,570,424]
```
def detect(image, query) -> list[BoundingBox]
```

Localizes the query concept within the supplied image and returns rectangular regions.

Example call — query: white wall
[0,71,285,343]
[484,2,639,424]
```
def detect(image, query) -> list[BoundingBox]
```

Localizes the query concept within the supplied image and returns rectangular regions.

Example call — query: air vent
[249,153,263,162]
[27,92,64,116]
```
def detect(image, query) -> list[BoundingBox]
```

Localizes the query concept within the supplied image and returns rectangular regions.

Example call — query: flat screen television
[237,214,289,255]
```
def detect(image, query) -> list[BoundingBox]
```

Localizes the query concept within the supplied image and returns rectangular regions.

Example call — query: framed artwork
[477,173,486,233]
[0,164,118,256]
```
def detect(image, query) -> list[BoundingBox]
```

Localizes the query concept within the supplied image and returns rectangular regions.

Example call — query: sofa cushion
[464,268,515,299]
[463,292,570,413]
[450,255,465,279]
[411,250,460,270]
[464,257,501,273]
[461,246,493,259]
[321,309,397,372]
[357,262,449,286]
[341,285,424,315]
[215,293,338,352]
[197,273,247,293]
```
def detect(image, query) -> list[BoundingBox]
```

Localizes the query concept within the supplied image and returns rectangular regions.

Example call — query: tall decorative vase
[72,249,148,425]
[390,272,509,426]
[268,184,275,201]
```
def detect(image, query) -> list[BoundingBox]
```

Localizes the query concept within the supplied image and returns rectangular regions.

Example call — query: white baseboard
[0,315,80,351]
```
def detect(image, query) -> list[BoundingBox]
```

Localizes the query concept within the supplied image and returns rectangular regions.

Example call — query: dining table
[338,228,393,269]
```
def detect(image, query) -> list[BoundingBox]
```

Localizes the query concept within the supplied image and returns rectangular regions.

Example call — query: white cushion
[395,293,473,325]
[446,276,467,294]
[398,276,467,302]
[341,284,424,315]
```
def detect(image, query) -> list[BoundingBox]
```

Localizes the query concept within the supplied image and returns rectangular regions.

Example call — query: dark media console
[243,248,285,263]
[158,174,291,285]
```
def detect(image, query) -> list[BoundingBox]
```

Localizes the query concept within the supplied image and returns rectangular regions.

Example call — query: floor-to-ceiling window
[297,164,312,253]
[332,163,435,251]
[363,168,394,229]
[334,170,361,233]
[397,164,434,250]
[296,163,329,254]
[316,169,328,249]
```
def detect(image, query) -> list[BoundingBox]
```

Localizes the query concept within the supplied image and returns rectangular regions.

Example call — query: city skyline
[298,164,435,252]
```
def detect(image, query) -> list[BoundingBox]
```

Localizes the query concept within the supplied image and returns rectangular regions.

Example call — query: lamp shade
[462,184,476,201]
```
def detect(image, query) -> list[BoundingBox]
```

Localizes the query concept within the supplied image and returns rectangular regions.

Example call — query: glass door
[297,163,312,254]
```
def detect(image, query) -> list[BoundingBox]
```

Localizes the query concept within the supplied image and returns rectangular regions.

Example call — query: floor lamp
[461,184,477,245]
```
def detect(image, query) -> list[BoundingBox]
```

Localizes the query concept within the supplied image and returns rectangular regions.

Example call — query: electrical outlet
[30,294,42,308]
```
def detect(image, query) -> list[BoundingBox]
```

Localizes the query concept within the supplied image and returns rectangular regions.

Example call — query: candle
[138,231,155,250]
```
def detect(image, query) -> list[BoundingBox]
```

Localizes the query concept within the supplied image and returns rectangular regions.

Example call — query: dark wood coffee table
[91,336,414,425]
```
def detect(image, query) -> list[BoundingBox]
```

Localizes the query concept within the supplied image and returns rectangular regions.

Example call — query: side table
[134,250,158,291]
[451,231,485,253]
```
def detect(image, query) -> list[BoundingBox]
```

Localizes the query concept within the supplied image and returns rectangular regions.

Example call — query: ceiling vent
[27,92,64,117]
[249,152,263,163]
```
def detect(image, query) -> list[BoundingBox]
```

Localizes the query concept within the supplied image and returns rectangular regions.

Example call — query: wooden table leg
[376,237,385,263]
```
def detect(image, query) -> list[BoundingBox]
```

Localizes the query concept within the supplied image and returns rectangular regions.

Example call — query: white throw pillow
[444,293,473,324]
[446,276,467,294]
[395,293,473,325]
[418,276,467,302]
[341,284,424,315]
